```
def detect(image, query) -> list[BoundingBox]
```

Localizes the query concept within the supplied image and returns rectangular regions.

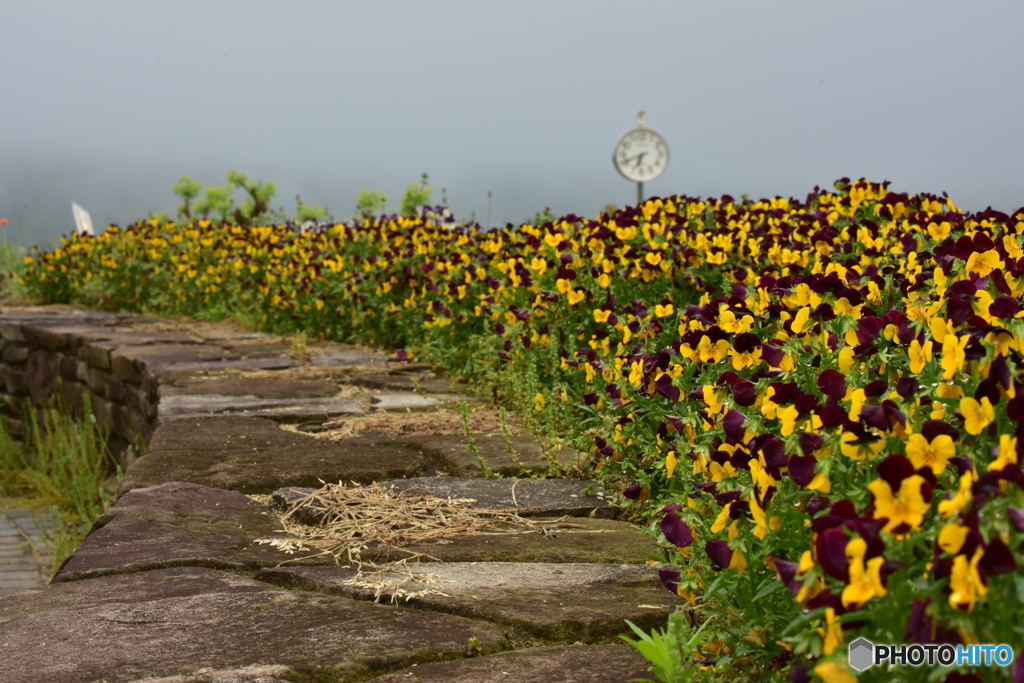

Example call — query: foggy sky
[2,0,1023,248]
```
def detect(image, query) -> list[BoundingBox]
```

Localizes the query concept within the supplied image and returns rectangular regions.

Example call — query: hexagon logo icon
[848,637,874,672]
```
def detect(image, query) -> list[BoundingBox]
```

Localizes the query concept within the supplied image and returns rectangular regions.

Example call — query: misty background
[1,1,1022,249]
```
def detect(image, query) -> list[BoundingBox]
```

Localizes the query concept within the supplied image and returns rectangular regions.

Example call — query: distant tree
[172,171,330,226]
[226,170,275,227]
[294,195,327,223]
[400,173,433,217]
[173,177,202,220]
[191,180,235,222]
[355,189,388,221]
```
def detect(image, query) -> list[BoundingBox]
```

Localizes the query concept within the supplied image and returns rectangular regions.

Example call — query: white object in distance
[72,202,94,236]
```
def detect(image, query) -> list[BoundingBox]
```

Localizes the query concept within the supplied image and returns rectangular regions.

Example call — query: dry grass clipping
[308,407,525,439]
[255,482,581,603]
[258,482,546,562]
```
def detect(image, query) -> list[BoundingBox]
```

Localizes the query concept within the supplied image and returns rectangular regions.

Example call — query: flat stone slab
[350,373,454,394]
[370,393,443,411]
[309,516,659,565]
[204,676,292,683]
[152,357,300,372]
[412,435,578,477]
[53,482,331,583]
[118,417,428,496]
[195,331,274,341]
[0,567,511,683]
[370,644,650,683]
[311,350,391,366]
[271,478,612,521]
[257,562,678,642]
[160,378,338,399]
[112,343,241,364]
[158,394,363,421]
[382,477,612,517]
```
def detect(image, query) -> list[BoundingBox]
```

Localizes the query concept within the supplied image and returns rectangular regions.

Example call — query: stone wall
[0,310,157,467]
[0,308,297,470]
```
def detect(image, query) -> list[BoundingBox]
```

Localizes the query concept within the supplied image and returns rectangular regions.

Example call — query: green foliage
[459,401,493,477]
[295,195,328,223]
[400,173,433,217]
[529,206,555,226]
[0,233,25,297]
[0,396,122,576]
[497,406,529,476]
[190,179,236,222]
[173,171,328,226]
[172,176,202,219]
[355,189,388,221]
[621,612,714,683]
[226,170,276,227]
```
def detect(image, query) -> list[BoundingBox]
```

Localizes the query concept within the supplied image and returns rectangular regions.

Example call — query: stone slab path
[0,306,670,682]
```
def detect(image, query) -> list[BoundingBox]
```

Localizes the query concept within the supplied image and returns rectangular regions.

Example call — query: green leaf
[752,578,784,602]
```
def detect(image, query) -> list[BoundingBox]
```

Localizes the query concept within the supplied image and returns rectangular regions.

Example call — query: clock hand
[620,152,647,166]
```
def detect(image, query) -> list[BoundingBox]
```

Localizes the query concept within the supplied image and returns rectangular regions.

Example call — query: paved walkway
[0,502,53,598]
[0,308,672,682]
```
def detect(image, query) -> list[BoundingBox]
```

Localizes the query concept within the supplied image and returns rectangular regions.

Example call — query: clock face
[613,127,669,182]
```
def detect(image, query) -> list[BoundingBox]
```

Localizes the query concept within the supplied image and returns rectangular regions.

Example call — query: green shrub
[0,397,121,575]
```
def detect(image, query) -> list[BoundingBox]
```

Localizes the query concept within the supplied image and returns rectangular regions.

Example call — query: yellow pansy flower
[987,434,1018,472]
[815,661,857,683]
[949,548,987,612]
[940,333,969,380]
[938,522,970,554]
[719,308,754,333]
[960,396,994,435]
[841,538,887,608]
[665,451,677,479]
[868,474,929,533]
[908,339,933,373]
[840,431,885,461]
[938,471,977,519]
[905,433,955,475]
[816,608,845,656]
[966,249,1004,277]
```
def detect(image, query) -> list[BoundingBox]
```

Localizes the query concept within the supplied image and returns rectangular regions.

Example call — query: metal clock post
[613,111,670,206]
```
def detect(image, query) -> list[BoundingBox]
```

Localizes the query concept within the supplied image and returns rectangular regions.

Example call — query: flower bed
[20,179,1024,681]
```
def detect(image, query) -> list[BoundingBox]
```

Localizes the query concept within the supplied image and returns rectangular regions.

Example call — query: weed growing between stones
[498,407,529,476]
[621,611,715,683]
[459,400,492,477]
[0,397,121,575]
[288,331,310,365]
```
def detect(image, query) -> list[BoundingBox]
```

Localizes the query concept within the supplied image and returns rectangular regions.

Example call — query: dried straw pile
[255,482,586,602]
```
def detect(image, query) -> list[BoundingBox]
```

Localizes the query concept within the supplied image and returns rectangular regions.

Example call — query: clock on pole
[613,111,669,206]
